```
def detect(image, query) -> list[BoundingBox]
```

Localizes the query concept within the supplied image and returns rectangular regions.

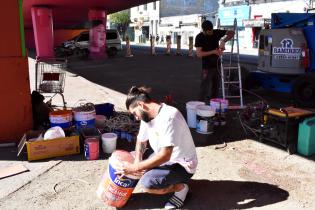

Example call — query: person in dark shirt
[195,20,234,103]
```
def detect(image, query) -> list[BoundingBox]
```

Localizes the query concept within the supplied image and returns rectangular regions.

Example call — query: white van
[65,29,122,56]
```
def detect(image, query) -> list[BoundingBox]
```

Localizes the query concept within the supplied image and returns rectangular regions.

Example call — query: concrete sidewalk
[0,56,129,202]
[1,52,315,210]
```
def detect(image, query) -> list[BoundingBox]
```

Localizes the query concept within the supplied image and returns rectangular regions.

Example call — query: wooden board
[0,164,29,179]
[267,107,313,118]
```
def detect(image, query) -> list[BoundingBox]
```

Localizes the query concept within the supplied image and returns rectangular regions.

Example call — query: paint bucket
[210,98,229,126]
[196,105,216,134]
[96,150,141,207]
[73,109,96,129]
[84,138,99,160]
[101,133,118,154]
[186,101,205,128]
[49,110,73,129]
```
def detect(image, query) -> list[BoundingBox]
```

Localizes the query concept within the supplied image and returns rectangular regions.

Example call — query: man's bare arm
[134,139,148,163]
[136,146,173,171]
[219,30,235,49]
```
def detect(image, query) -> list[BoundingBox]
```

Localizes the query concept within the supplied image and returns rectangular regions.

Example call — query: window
[144,4,147,10]
[153,2,156,10]
[106,31,118,40]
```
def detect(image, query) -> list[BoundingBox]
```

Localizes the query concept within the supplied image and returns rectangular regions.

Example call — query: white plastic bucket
[196,105,215,134]
[186,101,205,128]
[96,150,141,207]
[210,98,229,112]
[101,133,117,154]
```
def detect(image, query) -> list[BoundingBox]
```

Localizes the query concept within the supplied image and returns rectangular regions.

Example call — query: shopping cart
[35,58,67,108]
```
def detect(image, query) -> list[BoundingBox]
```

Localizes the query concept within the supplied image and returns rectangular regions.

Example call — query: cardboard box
[18,130,80,161]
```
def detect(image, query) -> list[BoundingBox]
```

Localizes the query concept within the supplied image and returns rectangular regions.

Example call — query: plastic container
[210,98,229,126]
[80,127,101,153]
[196,105,216,134]
[96,150,140,207]
[84,138,99,160]
[95,103,114,118]
[298,117,315,156]
[95,115,107,129]
[101,133,118,154]
[49,110,73,129]
[186,101,205,128]
[44,126,65,140]
[73,109,96,129]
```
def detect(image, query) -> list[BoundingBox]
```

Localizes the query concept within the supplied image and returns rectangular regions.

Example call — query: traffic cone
[176,35,182,56]
[188,36,194,57]
[166,35,171,55]
[125,35,133,57]
[150,35,156,55]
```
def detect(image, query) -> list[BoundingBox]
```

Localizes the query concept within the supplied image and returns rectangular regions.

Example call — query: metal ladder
[218,18,244,108]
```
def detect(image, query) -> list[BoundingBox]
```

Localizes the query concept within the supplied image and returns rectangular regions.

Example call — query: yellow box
[18,130,80,161]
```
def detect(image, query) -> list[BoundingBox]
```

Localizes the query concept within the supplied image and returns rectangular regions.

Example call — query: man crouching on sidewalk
[116,86,198,209]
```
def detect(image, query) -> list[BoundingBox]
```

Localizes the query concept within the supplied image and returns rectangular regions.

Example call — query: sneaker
[164,184,189,209]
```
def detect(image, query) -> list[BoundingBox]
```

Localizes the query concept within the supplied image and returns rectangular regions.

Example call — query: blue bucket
[95,103,114,118]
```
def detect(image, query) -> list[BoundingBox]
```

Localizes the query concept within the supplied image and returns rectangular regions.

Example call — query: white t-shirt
[137,103,198,174]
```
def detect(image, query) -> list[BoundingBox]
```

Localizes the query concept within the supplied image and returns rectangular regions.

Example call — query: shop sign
[273,38,302,60]
[218,5,250,26]
[243,19,264,27]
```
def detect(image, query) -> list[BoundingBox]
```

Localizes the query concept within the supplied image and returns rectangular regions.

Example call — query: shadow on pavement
[122,179,289,210]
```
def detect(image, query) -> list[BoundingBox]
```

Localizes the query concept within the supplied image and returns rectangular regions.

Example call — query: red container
[84,138,99,160]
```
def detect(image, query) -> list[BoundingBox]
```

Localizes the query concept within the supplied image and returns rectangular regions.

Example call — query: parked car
[56,29,122,58]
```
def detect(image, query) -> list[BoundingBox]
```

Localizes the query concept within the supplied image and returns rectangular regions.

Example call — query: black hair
[202,20,213,31]
[91,20,103,27]
[126,86,152,110]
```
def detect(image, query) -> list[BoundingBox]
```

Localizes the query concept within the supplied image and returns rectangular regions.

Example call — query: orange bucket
[96,150,140,207]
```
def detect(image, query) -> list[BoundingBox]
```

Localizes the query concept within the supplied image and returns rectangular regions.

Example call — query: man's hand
[219,41,226,51]
[115,161,145,176]
[212,48,223,56]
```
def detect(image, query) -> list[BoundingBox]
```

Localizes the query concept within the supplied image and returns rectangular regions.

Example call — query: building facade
[130,1,160,43]
[130,0,219,45]
[130,0,313,50]
[218,0,311,49]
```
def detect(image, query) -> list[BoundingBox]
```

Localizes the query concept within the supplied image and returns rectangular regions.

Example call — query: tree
[110,10,130,40]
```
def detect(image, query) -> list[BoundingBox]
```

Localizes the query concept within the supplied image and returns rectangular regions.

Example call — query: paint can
[73,109,96,129]
[186,101,205,128]
[96,150,141,207]
[84,138,99,160]
[210,98,229,126]
[49,110,73,129]
[101,133,118,154]
[196,105,216,134]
